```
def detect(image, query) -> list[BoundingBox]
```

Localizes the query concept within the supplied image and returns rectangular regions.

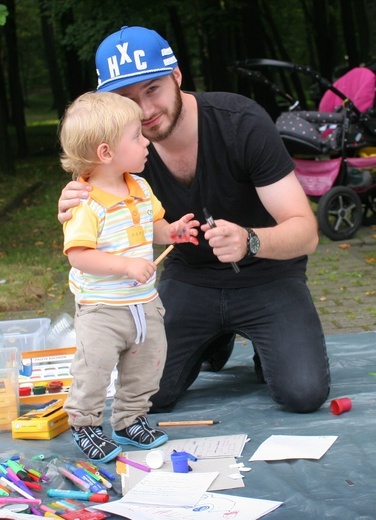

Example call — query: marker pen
[24,470,42,482]
[58,467,90,491]
[95,473,112,489]
[76,464,112,489]
[6,460,32,481]
[4,467,33,496]
[0,476,35,500]
[116,456,151,473]
[30,505,44,516]
[24,481,43,491]
[44,512,65,519]
[47,489,109,503]
[76,460,98,474]
[40,504,59,514]
[50,502,66,509]
[76,465,101,482]
[65,464,105,493]
[0,482,10,494]
[97,466,115,481]
[0,497,42,505]
[203,207,240,274]
[53,500,79,511]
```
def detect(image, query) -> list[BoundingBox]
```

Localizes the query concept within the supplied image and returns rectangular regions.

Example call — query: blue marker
[65,464,105,494]
[97,466,115,481]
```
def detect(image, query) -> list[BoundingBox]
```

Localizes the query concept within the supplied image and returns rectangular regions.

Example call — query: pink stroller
[231,60,376,240]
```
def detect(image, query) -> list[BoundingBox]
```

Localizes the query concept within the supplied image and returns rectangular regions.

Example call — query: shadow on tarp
[1,331,376,519]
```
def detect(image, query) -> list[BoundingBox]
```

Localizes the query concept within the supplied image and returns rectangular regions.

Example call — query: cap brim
[97,69,173,92]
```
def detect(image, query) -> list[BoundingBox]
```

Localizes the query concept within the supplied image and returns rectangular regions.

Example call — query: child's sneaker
[72,425,122,463]
[112,416,168,449]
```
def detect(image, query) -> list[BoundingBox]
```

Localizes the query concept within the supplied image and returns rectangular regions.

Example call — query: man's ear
[172,66,182,86]
[97,143,112,163]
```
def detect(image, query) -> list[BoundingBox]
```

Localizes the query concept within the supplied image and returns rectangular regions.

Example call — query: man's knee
[275,382,330,413]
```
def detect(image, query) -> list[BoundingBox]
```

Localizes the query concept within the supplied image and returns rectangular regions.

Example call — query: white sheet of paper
[160,433,249,458]
[94,491,283,520]
[249,435,338,461]
[122,471,219,507]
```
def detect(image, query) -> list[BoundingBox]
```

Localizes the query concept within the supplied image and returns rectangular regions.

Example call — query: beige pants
[64,297,167,431]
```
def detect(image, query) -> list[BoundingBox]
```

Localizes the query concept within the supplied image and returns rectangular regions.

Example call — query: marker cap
[89,493,109,503]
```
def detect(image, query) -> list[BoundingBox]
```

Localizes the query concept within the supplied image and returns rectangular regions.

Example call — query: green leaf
[0,4,9,26]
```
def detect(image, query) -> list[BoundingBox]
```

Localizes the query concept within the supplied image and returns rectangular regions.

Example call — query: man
[58,26,330,414]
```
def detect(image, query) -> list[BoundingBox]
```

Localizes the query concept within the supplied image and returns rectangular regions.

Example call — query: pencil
[156,420,220,427]
[155,244,174,265]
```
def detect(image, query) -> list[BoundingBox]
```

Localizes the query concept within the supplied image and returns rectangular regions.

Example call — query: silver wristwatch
[245,228,260,257]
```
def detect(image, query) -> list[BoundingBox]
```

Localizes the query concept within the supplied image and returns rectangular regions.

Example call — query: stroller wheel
[317,186,363,241]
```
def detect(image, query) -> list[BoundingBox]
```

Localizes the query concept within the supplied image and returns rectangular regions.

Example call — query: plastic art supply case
[0,347,20,432]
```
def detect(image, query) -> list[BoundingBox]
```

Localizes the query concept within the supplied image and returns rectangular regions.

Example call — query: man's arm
[58,181,91,223]
[202,171,318,264]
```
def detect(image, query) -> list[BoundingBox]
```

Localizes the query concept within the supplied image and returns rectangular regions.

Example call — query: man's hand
[58,181,91,223]
[202,219,248,263]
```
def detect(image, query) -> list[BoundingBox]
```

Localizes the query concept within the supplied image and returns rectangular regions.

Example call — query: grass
[0,150,72,316]
[0,90,73,318]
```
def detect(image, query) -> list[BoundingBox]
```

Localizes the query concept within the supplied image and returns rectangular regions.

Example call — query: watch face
[249,234,260,254]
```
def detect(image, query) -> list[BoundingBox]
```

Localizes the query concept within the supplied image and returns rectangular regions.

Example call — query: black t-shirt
[142,91,307,288]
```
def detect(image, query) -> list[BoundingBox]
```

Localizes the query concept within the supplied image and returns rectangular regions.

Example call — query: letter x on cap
[96,26,178,92]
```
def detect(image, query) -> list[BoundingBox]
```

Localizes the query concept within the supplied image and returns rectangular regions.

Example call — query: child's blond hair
[59,91,143,179]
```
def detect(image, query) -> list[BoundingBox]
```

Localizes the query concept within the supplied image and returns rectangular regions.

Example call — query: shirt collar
[79,173,146,208]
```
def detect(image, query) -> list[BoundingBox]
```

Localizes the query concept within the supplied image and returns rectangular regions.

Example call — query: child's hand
[125,258,157,285]
[169,213,200,245]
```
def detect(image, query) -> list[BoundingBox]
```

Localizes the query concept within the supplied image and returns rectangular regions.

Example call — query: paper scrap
[250,435,337,461]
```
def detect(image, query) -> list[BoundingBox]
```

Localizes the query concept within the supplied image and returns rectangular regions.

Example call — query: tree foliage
[0,0,375,174]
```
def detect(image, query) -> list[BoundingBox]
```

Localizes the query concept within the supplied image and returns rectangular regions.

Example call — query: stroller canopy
[319,67,376,113]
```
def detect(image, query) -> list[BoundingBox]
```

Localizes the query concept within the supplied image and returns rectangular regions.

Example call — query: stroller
[230,59,376,240]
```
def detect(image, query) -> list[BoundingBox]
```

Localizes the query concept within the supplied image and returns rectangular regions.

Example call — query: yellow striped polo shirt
[63,173,165,305]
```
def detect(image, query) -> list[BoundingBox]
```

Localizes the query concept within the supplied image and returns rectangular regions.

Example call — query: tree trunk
[167,5,196,91]
[260,0,308,110]
[60,8,91,100]
[339,0,359,68]
[3,0,28,158]
[239,0,280,120]
[38,0,67,119]
[0,52,14,174]
[310,0,337,80]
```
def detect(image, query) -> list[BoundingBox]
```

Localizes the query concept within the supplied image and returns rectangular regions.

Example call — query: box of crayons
[11,399,69,440]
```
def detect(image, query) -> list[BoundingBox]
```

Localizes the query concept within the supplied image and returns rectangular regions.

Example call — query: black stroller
[230,59,376,240]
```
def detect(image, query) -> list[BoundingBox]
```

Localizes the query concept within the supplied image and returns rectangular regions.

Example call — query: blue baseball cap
[96,26,178,92]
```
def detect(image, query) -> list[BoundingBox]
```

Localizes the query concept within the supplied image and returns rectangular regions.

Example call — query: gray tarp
[1,331,376,519]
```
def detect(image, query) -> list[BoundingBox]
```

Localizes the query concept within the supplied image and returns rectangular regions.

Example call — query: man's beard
[144,79,183,143]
